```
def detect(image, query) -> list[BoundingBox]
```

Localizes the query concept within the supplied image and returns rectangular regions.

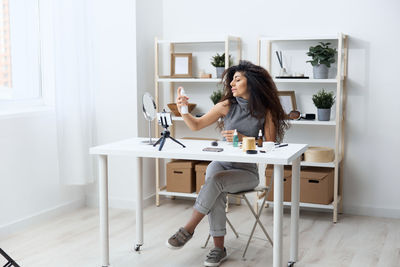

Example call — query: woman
[166,60,288,266]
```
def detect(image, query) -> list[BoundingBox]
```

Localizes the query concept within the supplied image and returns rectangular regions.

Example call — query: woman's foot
[204,247,227,266]
[166,227,193,249]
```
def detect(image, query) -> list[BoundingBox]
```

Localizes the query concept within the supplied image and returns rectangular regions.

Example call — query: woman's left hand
[221,130,243,142]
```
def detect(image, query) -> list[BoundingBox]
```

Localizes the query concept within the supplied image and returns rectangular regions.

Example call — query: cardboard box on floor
[265,165,334,204]
[167,160,198,193]
[195,161,210,193]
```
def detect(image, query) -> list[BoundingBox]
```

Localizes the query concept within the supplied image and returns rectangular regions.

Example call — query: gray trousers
[194,161,259,237]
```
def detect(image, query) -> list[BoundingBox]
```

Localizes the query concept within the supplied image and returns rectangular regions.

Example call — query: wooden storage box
[195,161,210,193]
[265,165,292,202]
[167,160,197,193]
[300,167,334,204]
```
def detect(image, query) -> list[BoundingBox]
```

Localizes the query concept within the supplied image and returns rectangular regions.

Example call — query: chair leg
[202,234,211,249]
[244,195,273,245]
[241,194,273,258]
[226,217,239,238]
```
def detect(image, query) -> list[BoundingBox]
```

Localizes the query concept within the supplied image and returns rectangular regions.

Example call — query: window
[0,0,42,101]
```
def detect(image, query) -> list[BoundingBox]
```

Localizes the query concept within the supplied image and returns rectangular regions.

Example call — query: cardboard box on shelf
[265,165,292,202]
[167,160,198,193]
[300,167,334,204]
[195,161,210,193]
[265,166,334,205]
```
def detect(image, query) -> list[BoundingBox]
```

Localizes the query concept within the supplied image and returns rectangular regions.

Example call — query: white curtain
[53,0,94,185]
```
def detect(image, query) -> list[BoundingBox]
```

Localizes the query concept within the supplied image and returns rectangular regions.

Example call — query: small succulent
[210,89,223,105]
[312,89,335,109]
[306,42,337,67]
[211,53,233,68]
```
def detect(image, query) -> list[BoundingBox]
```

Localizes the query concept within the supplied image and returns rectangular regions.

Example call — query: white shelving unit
[273,78,338,84]
[154,36,242,206]
[257,33,348,222]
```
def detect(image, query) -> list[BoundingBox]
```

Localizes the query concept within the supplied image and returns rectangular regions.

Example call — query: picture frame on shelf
[278,91,297,115]
[171,53,192,78]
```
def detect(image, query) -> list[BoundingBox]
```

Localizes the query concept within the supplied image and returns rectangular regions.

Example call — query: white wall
[0,112,85,237]
[85,0,140,209]
[159,0,400,218]
[136,0,163,201]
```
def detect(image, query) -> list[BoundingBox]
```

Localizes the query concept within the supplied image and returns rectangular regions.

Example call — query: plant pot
[317,108,331,121]
[216,67,225,78]
[313,64,329,79]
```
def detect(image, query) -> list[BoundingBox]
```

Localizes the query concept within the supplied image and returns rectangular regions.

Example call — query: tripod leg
[153,137,162,147]
[169,136,186,148]
[159,136,166,151]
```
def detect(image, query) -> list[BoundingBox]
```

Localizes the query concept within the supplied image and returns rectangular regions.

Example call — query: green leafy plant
[211,53,233,67]
[312,89,335,109]
[210,89,223,105]
[306,42,337,67]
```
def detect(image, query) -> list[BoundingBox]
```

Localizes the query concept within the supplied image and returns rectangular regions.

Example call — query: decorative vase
[216,67,225,78]
[313,64,329,79]
[317,108,331,121]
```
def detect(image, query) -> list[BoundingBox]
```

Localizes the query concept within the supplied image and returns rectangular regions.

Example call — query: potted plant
[312,89,335,121]
[306,42,337,79]
[210,89,223,105]
[211,53,232,78]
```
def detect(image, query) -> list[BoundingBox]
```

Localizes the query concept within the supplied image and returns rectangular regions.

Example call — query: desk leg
[273,164,283,267]
[99,155,110,267]
[134,157,144,251]
[289,157,301,265]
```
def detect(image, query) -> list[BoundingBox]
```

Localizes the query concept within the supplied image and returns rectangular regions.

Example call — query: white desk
[90,137,308,267]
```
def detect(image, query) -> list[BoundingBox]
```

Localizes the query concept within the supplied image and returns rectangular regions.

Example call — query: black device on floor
[0,248,20,267]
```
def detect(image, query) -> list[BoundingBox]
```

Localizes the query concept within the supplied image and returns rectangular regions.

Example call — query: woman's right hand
[176,87,189,114]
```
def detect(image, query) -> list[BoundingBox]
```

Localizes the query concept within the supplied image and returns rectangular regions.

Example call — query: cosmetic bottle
[233,129,239,147]
[256,129,263,147]
[180,88,188,114]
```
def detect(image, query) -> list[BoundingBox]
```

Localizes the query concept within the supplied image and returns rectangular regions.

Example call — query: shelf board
[264,196,341,210]
[158,78,221,83]
[158,189,197,199]
[173,117,336,125]
[274,78,337,83]
[259,34,340,41]
[157,36,240,44]
[300,161,335,168]
[266,200,333,209]
[288,120,336,126]
[172,116,184,121]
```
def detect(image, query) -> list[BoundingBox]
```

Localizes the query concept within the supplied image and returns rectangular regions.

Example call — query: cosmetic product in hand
[256,129,263,147]
[233,129,239,147]
[180,88,188,115]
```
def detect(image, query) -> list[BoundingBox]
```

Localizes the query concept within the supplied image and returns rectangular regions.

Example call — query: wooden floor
[1,198,399,267]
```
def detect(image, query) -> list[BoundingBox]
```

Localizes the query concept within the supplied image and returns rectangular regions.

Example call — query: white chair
[202,185,273,258]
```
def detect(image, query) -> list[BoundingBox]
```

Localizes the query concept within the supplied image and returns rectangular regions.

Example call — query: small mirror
[142,92,156,144]
[142,92,156,121]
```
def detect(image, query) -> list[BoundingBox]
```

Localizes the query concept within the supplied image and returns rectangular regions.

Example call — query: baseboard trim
[0,197,85,239]
[343,204,400,219]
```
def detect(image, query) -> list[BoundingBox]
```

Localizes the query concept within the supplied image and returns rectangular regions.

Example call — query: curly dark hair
[218,60,289,142]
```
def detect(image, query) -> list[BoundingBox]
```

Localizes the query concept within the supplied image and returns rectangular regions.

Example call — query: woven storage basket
[304,146,334,162]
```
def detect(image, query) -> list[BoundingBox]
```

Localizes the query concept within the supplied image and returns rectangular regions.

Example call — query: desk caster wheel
[288,261,295,267]
[134,244,142,251]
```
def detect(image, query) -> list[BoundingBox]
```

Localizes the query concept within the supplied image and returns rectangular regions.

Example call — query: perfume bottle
[232,129,239,147]
[180,88,188,115]
[256,129,263,147]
